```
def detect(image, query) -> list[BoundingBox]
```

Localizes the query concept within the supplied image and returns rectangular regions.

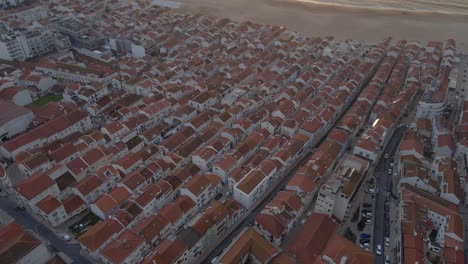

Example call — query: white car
[365,219,372,225]
[360,243,370,251]
[376,244,382,255]
[385,256,390,264]
[362,211,373,217]
[385,237,390,246]
[365,188,375,194]
[384,153,389,159]
[388,169,392,175]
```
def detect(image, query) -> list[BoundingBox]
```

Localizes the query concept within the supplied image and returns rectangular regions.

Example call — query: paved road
[373,126,407,264]
[459,204,468,264]
[0,198,91,264]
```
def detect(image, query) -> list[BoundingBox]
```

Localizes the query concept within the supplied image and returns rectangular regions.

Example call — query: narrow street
[373,126,407,264]
[0,198,90,264]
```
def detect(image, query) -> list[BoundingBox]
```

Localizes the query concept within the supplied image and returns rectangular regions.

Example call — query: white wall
[17,242,52,264]
[131,44,145,59]
[0,111,34,138]
[12,89,33,106]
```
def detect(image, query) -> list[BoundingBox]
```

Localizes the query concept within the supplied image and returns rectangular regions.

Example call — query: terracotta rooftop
[288,213,337,263]
[219,228,279,264]
[36,195,62,214]
[320,233,375,264]
[101,230,144,264]
[0,221,41,264]
[131,214,169,244]
[78,218,124,252]
[15,173,56,201]
[63,194,85,214]
[182,174,211,196]
[144,237,187,264]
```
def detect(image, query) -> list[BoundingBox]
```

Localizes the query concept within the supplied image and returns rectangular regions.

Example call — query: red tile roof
[78,219,124,252]
[219,228,279,263]
[15,173,56,200]
[320,233,375,263]
[74,174,103,196]
[182,174,210,196]
[115,152,142,171]
[145,238,187,264]
[131,215,169,244]
[0,221,41,264]
[287,174,316,195]
[36,195,62,214]
[288,213,337,264]
[101,230,144,264]
[62,194,85,214]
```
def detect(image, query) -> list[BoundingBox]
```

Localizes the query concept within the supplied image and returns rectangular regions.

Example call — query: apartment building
[0,0,24,8]
[398,184,465,264]
[53,19,105,50]
[314,154,369,221]
[0,23,55,61]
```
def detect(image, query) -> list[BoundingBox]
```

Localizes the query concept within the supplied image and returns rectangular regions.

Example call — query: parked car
[385,256,390,264]
[388,169,392,175]
[385,237,390,246]
[376,244,382,255]
[365,218,372,225]
[360,233,371,239]
[362,212,372,217]
[215,193,222,200]
[384,153,389,159]
[359,244,370,251]
[365,188,375,194]
[362,212,373,217]
[362,203,372,208]
[360,238,370,244]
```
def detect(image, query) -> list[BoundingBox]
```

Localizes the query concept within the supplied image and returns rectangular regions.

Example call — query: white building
[0,99,34,141]
[179,174,217,209]
[0,0,24,8]
[234,169,269,208]
[0,23,55,61]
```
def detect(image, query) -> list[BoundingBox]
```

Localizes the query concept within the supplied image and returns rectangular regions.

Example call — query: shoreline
[266,0,468,18]
[177,0,468,53]
[290,0,468,16]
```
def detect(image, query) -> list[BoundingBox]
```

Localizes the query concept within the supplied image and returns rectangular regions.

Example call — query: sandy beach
[177,0,468,52]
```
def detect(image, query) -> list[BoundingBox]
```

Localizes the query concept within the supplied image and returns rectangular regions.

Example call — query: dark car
[360,233,371,239]
[360,238,370,244]
[15,205,26,211]
[215,193,222,200]
[362,203,372,208]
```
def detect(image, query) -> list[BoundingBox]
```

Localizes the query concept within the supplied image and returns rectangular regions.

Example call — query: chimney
[122,239,130,249]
